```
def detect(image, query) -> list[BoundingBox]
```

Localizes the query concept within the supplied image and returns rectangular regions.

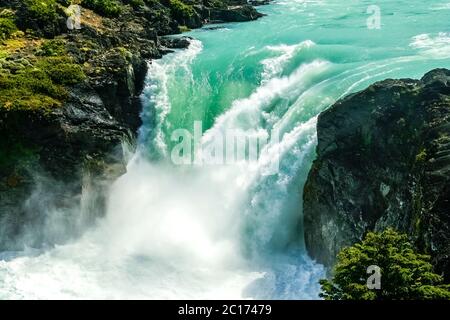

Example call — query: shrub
[24,0,59,25]
[0,17,17,41]
[169,0,195,21]
[38,57,86,85]
[81,0,122,17]
[320,229,450,300]
[37,39,67,57]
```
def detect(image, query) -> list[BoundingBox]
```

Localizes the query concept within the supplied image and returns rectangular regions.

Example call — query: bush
[37,39,67,57]
[38,57,86,85]
[169,0,195,20]
[1,9,17,39]
[0,17,17,41]
[320,229,450,300]
[24,0,59,25]
[81,0,122,17]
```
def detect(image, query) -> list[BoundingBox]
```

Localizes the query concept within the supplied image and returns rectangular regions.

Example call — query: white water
[0,38,325,300]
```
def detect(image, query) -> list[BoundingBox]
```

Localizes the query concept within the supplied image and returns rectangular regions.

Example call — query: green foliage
[37,39,67,57]
[0,17,17,41]
[415,148,427,162]
[0,56,85,111]
[1,18,85,112]
[0,66,65,111]
[24,0,59,25]
[81,0,122,17]
[37,56,86,85]
[178,25,191,32]
[320,229,450,300]
[169,0,195,21]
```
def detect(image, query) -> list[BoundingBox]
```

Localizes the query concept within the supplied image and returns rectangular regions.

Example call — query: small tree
[320,228,450,300]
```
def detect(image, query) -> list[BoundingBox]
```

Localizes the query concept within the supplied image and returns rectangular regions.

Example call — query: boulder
[303,69,450,280]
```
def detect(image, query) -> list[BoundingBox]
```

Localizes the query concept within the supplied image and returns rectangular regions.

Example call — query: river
[0,0,449,299]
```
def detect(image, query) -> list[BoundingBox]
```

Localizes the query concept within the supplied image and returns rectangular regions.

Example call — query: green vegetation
[1,40,85,111]
[416,148,428,162]
[320,229,450,300]
[178,25,191,32]
[0,18,16,41]
[37,39,67,57]
[38,56,86,85]
[0,13,17,41]
[24,0,59,25]
[81,0,122,17]
[1,66,66,111]
[169,0,195,21]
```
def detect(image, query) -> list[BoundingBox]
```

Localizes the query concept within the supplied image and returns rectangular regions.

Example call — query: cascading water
[1,0,449,299]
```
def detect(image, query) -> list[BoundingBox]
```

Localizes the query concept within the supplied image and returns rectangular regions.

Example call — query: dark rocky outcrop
[0,83,133,247]
[206,4,264,23]
[303,69,450,280]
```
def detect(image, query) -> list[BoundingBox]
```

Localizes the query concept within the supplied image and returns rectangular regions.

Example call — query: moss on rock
[1,37,85,111]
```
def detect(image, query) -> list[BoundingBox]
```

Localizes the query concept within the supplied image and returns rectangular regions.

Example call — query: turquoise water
[149,0,450,140]
[0,0,449,299]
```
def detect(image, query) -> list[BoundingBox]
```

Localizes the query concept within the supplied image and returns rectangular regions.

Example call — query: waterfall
[0,38,327,300]
[2,0,448,299]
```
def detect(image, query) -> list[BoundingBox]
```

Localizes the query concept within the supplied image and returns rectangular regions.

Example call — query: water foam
[202,59,330,147]
[261,41,315,82]
[140,40,203,156]
[410,32,450,59]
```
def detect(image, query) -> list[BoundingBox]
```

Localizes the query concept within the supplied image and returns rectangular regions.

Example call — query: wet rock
[160,36,192,49]
[248,0,271,6]
[303,69,450,280]
[207,5,264,23]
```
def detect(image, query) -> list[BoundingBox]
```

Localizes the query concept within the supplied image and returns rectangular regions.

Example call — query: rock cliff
[303,69,450,280]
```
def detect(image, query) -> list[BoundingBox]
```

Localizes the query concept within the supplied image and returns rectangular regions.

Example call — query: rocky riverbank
[303,69,450,280]
[0,0,265,249]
